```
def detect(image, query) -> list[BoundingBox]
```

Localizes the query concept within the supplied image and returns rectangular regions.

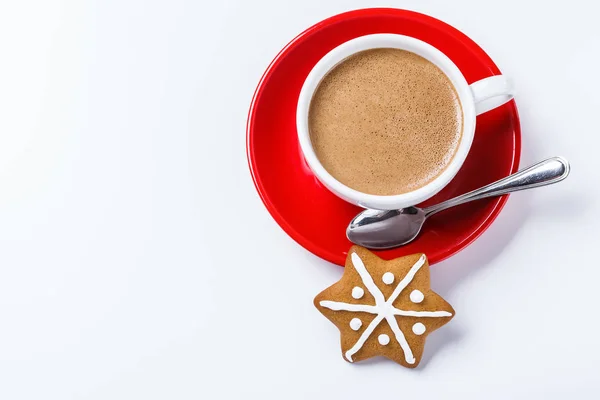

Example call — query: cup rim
[296,33,477,209]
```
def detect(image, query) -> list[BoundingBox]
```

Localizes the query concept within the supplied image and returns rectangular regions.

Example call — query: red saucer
[247,8,521,266]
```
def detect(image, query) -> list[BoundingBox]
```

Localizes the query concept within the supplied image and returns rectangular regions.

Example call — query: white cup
[296,34,514,210]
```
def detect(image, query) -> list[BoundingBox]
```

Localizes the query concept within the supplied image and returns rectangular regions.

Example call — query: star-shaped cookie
[314,246,454,368]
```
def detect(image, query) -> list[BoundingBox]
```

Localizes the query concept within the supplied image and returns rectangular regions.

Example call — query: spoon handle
[423,156,570,217]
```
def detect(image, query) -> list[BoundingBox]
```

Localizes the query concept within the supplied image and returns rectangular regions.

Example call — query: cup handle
[469,75,514,115]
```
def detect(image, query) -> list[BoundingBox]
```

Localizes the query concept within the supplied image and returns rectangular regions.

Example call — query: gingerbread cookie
[314,246,454,368]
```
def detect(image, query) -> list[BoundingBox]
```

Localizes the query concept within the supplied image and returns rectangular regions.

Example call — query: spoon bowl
[346,208,426,249]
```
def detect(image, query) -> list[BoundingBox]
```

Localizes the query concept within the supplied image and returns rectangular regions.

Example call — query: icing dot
[410,289,424,303]
[350,318,362,331]
[351,286,364,299]
[412,322,426,335]
[382,272,394,285]
[378,334,390,345]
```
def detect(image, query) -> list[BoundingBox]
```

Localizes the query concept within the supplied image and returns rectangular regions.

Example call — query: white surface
[0,0,598,399]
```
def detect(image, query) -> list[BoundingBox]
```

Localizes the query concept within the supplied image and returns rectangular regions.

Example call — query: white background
[0,0,598,399]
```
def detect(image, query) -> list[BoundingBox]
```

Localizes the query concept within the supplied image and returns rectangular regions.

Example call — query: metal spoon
[347,156,570,249]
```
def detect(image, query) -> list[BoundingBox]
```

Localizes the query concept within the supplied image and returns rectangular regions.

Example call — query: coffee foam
[308,48,463,196]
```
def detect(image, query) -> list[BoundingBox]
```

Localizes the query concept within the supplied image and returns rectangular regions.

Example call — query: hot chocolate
[308,48,463,196]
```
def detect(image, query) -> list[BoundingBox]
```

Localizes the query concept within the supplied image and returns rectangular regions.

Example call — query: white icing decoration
[382,272,394,285]
[351,286,364,299]
[412,322,426,335]
[378,334,390,345]
[410,289,424,303]
[350,318,362,331]
[319,253,452,364]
